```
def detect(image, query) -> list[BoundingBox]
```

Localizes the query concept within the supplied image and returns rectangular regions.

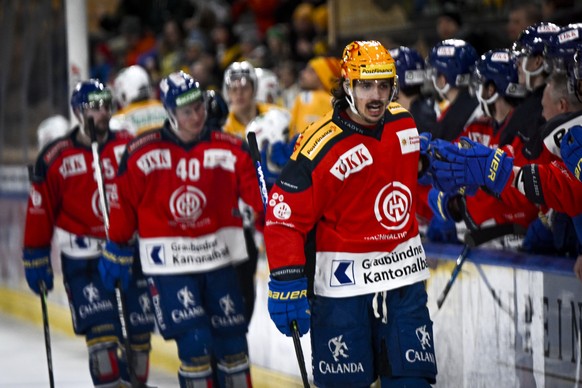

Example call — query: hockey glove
[561,125,582,181]
[428,138,474,193]
[99,241,134,291]
[521,217,555,254]
[427,188,464,223]
[268,277,310,337]
[433,137,513,195]
[22,248,53,295]
[426,216,460,244]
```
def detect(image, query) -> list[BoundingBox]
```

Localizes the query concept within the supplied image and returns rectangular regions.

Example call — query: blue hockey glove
[426,216,460,244]
[268,277,310,337]
[428,188,463,222]
[521,217,555,254]
[270,134,298,167]
[22,248,53,295]
[427,138,472,193]
[561,125,582,181]
[418,132,433,185]
[433,137,513,195]
[99,241,134,291]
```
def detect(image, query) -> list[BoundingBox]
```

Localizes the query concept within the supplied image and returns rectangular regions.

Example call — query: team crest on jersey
[59,154,87,177]
[396,128,420,155]
[374,181,411,230]
[330,143,373,181]
[137,149,172,175]
[91,189,106,221]
[169,185,207,223]
[269,192,292,220]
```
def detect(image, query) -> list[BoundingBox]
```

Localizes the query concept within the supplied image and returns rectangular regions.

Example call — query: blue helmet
[389,46,426,91]
[473,49,526,117]
[427,39,478,90]
[159,71,205,131]
[474,49,526,99]
[512,22,560,57]
[160,71,204,111]
[545,25,582,74]
[70,79,113,114]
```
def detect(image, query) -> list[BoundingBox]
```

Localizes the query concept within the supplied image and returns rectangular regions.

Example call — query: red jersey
[264,104,430,298]
[108,126,264,275]
[457,111,515,148]
[24,128,132,251]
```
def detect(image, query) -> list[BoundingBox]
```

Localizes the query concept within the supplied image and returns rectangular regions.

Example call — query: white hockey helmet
[222,61,258,101]
[245,108,290,151]
[113,65,151,108]
[255,68,282,104]
[37,115,69,149]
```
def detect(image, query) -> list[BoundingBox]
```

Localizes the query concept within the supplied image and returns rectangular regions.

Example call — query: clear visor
[225,77,253,90]
[81,99,112,111]
[352,78,396,99]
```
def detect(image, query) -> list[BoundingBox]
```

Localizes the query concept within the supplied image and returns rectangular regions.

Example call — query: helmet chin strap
[432,76,450,100]
[345,84,361,117]
[522,57,544,91]
[477,84,499,117]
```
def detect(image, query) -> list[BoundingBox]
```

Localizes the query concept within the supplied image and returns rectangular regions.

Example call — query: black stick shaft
[40,282,55,388]
[436,244,470,309]
[246,131,310,388]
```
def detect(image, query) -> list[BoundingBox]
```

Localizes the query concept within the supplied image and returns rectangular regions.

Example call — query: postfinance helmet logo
[341,40,396,88]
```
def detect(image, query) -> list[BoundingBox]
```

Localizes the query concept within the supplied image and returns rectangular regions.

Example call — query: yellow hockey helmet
[341,41,396,88]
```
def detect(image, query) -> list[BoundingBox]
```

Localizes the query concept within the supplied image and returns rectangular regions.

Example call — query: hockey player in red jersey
[22,80,154,387]
[264,40,438,387]
[100,71,263,388]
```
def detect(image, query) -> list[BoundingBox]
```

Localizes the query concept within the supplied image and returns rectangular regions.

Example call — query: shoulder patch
[211,131,243,147]
[127,130,162,154]
[294,123,343,161]
[42,139,73,165]
[387,102,409,115]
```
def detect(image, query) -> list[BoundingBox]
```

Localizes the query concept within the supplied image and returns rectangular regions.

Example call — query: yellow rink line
[0,287,305,388]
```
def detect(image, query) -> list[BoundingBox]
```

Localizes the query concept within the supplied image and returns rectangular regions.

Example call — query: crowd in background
[80,0,582,263]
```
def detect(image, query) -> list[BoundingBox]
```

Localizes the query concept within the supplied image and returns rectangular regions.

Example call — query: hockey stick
[39,281,55,388]
[27,164,56,387]
[436,223,527,309]
[87,118,142,388]
[246,131,310,388]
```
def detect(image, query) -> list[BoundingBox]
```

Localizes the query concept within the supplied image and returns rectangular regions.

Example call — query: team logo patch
[169,185,207,223]
[328,335,349,362]
[204,149,236,172]
[329,144,373,181]
[396,128,420,155]
[137,149,172,175]
[330,260,355,286]
[300,125,343,160]
[374,181,411,230]
[146,244,165,265]
[59,154,87,178]
[269,192,292,220]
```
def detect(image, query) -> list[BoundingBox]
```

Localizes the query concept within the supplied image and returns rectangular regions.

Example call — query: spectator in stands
[506,3,542,44]
[120,15,156,67]
[289,56,340,136]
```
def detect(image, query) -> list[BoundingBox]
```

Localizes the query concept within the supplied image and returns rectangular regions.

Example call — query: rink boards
[1,167,581,387]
